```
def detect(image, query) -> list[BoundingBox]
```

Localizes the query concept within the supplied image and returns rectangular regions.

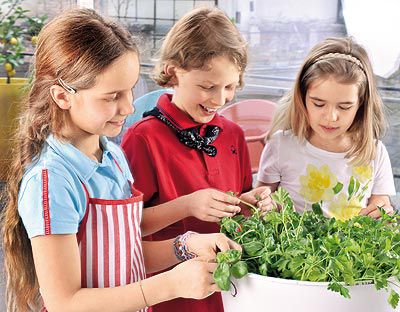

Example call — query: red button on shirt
[121,93,252,312]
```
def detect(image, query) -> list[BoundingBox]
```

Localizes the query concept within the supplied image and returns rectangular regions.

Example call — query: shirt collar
[46,134,114,182]
[157,93,224,130]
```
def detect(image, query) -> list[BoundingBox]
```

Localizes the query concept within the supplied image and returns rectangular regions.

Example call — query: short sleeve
[121,126,158,205]
[18,168,84,238]
[371,141,396,196]
[257,133,281,184]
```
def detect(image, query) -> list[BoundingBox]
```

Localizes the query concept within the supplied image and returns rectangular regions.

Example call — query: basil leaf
[213,262,231,291]
[230,261,248,279]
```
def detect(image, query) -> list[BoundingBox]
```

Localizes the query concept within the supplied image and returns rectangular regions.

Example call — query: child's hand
[186,233,242,259]
[185,189,241,222]
[359,201,394,219]
[240,186,273,213]
[168,257,219,299]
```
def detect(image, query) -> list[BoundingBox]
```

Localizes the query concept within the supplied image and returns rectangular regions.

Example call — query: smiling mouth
[109,120,125,126]
[199,104,218,114]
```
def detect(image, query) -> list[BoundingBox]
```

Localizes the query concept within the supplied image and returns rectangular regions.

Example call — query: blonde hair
[153,6,248,87]
[0,8,138,311]
[269,37,386,165]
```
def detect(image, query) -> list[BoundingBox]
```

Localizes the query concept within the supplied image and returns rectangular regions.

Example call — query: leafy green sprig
[216,188,400,309]
[226,190,262,218]
[213,249,248,292]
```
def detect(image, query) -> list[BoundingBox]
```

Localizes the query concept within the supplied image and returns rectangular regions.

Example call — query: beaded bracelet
[173,231,198,261]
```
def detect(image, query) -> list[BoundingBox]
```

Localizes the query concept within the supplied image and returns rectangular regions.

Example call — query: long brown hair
[1,8,138,311]
[268,37,386,165]
[153,6,248,88]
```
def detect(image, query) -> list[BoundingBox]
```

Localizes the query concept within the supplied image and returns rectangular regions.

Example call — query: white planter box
[222,273,399,312]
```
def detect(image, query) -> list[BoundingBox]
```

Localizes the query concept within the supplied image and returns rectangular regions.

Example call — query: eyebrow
[200,80,240,85]
[309,96,356,105]
[100,78,140,95]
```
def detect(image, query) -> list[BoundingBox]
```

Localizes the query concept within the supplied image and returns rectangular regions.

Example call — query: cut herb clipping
[213,249,248,292]
[215,188,400,309]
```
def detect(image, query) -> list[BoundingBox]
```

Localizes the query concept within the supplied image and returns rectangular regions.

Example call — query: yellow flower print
[352,165,372,184]
[328,193,362,221]
[299,164,337,203]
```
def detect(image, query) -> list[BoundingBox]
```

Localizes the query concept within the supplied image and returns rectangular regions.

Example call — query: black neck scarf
[143,107,220,157]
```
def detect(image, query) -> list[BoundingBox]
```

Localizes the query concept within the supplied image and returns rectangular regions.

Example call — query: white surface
[342,0,400,78]
[222,273,399,312]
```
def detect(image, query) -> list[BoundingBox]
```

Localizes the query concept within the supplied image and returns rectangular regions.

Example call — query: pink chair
[220,99,277,174]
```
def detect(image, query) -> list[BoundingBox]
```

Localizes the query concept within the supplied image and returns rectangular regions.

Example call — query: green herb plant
[215,188,400,309]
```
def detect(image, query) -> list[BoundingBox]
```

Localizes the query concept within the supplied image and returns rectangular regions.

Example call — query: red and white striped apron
[78,183,145,282]
[41,160,147,312]
[76,180,147,311]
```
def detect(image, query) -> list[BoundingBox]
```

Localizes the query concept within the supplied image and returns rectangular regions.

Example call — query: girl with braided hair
[257,37,396,220]
[1,8,242,312]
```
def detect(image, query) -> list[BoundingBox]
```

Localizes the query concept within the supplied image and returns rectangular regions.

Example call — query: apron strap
[111,154,123,173]
[110,153,135,192]
[81,182,90,201]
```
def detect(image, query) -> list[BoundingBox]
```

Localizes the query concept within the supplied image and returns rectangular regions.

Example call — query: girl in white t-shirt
[257,37,396,220]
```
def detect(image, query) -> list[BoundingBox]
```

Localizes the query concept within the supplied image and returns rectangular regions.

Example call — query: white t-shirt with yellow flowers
[257,130,396,220]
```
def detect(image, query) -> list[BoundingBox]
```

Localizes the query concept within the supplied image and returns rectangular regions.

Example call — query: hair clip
[58,77,77,94]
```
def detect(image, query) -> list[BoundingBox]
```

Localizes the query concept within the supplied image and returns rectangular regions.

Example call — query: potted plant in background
[0,0,46,180]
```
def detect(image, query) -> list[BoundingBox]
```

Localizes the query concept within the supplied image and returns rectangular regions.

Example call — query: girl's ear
[50,85,73,110]
[164,63,178,85]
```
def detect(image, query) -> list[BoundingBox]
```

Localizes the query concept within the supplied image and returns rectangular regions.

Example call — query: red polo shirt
[121,93,252,312]
[122,93,252,237]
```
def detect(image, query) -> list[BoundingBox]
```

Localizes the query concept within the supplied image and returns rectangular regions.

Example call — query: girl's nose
[120,91,135,116]
[324,107,338,122]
